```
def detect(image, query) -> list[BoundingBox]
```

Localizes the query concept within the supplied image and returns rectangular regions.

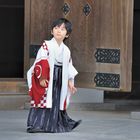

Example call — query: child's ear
[51,30,53,35]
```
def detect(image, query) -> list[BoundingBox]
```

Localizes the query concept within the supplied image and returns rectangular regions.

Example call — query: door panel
[64,0,133,91]
[26,0,134,91]
[64,0,99,88]
[94,0,133,91]
[30,0,64,44]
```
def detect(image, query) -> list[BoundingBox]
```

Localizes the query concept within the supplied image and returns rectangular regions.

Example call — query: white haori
[27,38,78,110]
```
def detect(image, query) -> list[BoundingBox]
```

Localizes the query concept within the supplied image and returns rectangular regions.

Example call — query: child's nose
[57,28,61,32]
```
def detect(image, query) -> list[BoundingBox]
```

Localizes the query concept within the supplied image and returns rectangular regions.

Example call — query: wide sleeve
[27,40,50,88]
[33,41,50,85]
[34,59,50,82]
[27,65,34,89]
[26,41,50,105]
[68,56,78,80]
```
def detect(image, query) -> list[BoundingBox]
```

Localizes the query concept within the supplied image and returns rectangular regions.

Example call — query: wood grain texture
[96,0,133,91]
[24,0,31,78]
[25,0,134,91]
[30,0,64,44]
[65,0,133,91]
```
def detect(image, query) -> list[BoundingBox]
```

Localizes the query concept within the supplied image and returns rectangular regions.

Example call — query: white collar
[51,37,64,48]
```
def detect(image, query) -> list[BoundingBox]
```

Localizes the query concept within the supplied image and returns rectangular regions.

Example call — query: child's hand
[39,79,48,87]
[68,80,77,94]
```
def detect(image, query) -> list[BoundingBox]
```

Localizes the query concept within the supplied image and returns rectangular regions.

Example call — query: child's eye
[61,28,66,31]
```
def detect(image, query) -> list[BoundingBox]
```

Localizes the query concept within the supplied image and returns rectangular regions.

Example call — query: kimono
[27,38,81,133]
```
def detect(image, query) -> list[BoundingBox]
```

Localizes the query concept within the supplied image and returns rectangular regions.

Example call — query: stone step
[106,99,140,111]
[68,100,140,111]
[24,102,116,111]
[130,112,140,120]
[24,99,140,111]
[0,92,30,110]
[0,80,28,93]
[105,99,140,105]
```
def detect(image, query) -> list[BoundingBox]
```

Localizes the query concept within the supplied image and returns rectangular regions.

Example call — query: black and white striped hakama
[27,65,81,133]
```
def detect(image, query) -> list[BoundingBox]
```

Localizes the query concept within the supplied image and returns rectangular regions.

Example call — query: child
[27,18,81,133]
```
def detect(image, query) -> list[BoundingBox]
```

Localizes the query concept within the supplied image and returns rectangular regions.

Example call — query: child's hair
[51,18,72,35]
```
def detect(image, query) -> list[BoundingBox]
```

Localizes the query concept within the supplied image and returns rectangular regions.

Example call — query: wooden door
[25,0,134,91]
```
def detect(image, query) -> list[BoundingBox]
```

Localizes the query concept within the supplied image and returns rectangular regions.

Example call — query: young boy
[27,18,81,133]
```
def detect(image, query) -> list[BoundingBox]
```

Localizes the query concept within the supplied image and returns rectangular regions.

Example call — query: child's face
[51,23,68,43]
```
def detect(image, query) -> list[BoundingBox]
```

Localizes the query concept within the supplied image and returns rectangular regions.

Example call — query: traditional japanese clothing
[27,38,81,133]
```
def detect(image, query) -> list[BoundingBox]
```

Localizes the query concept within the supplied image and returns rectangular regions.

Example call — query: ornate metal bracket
[30,45,40,58]
[94,73,120,88]
[83,3,91,16]
[62,3,70,15]
[95,48,120,64]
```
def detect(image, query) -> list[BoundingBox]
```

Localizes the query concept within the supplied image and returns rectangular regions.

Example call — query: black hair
[51,18,72,35]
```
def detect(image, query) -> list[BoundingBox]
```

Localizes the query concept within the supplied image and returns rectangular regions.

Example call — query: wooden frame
[24,0,31,78]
